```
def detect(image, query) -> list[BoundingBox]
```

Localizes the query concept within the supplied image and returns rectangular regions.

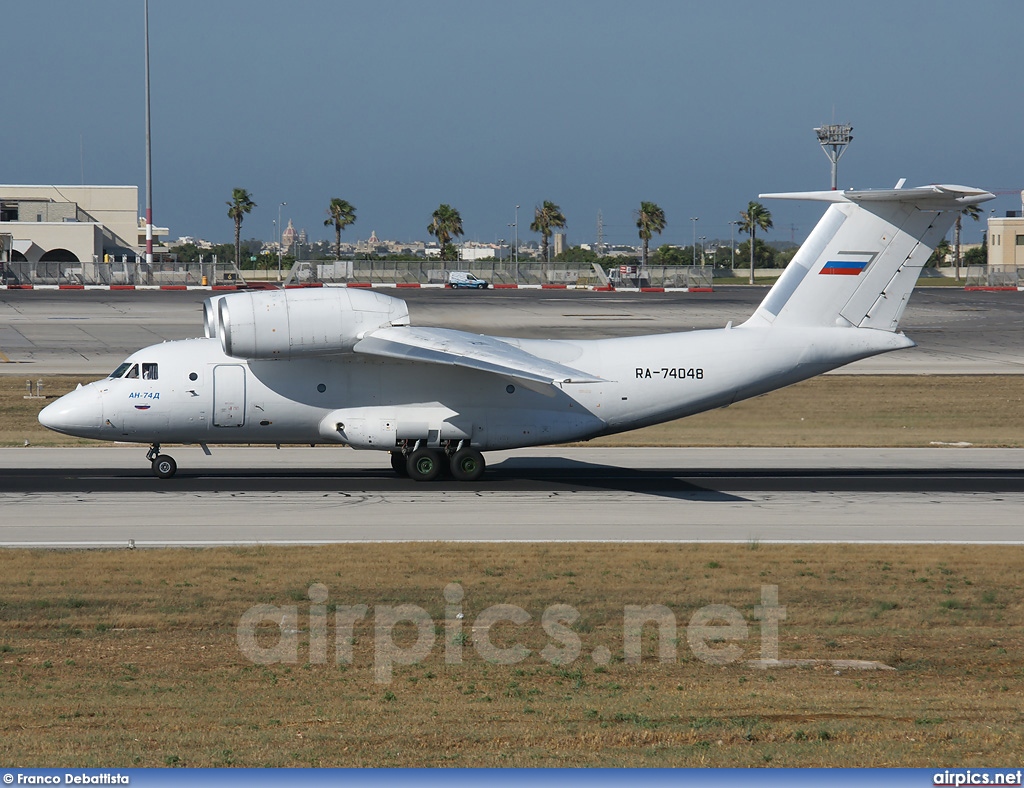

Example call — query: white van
[446,271,490,289]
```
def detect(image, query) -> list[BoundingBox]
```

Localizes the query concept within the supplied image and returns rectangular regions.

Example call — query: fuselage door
[213,364,246,427]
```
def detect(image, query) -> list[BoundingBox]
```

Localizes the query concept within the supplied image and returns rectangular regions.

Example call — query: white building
[0,185,168,265]
[987,213,1024,269]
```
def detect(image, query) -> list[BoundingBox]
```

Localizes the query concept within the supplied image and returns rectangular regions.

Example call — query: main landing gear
[391,442,486,483]
[147,444,177,479]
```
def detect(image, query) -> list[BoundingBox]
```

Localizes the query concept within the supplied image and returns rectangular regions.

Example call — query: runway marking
[3,539,1024,548]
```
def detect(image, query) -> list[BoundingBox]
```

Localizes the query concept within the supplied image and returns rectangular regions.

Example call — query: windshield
[110,362,132,379]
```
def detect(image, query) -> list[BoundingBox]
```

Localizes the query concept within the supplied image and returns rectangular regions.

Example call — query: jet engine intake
[210,287,410,360]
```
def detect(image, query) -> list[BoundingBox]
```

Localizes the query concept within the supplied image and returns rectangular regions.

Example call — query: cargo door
[213,364,246,427]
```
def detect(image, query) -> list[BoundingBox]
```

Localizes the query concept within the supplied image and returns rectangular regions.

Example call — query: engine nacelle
[206,287,410,360]
[318,407,473,449]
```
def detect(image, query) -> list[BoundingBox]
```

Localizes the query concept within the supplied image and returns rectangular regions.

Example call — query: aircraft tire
[390,451,408,476]
[152,454,177,479]
[407,448,443,482]
[450,448,485,482]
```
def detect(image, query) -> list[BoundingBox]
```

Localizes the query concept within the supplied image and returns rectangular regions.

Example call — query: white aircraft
[39,183,993,481]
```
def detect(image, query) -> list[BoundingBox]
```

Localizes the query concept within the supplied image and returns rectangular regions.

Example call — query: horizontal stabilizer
[760,183,995,208]
[354,326,605,389]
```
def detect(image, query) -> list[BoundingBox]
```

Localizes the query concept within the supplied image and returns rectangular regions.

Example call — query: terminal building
[0,184,169,282]
[987,213,1024,269]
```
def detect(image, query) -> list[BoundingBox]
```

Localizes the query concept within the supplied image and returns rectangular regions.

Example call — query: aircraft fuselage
[41,325,909,452]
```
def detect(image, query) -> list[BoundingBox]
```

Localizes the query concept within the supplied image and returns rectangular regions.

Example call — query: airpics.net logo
[933,771,1023,786]
[235,583,786,683]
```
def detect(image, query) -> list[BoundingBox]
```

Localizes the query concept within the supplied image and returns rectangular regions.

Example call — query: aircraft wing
[354,326,604,390]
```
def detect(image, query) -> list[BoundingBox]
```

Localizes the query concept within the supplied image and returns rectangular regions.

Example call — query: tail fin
[746,184,994,331]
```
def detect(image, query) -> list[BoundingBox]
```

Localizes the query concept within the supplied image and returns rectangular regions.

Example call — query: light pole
[506,224,515,281]
[690,217,699,266]
[143,0,153,271]
[815,122,853,190]
[728,220,740,269]
[514,205,519,264]
[514,204,520,283]
[277,202,286,281]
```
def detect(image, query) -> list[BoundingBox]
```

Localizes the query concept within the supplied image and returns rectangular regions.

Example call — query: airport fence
[286,260,713,289]
[965,265,1022,289]
[1,259,247,287]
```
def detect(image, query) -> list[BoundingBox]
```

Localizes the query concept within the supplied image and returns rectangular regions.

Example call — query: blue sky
[4,0,1021,247]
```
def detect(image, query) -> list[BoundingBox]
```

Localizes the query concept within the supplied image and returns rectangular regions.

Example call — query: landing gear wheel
[406,448,443,482]
[151,454,177,479]
[390,451,408,477]
[450,448,485,482]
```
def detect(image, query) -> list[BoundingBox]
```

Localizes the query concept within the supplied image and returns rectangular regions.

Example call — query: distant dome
[282,219,297,247]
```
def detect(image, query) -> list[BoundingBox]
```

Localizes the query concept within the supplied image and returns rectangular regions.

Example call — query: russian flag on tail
[820,260,868,276]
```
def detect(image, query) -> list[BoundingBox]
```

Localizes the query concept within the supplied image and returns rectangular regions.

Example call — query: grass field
[1,543,1022,767]
[3,373,1022,767]
[3,373,1023,448]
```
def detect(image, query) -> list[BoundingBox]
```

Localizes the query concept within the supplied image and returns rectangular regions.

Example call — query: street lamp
[690,217,699,266]
[728,220,740,268]
[143,0,153,272]
[506,224,515,279]
[514,204,520,283]
[277,202,286,281]
[514,205,519,264]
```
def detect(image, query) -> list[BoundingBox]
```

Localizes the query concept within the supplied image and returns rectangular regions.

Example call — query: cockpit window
[110,362,155,380]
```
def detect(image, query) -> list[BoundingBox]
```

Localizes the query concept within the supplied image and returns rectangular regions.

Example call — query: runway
[1,447,1021,546]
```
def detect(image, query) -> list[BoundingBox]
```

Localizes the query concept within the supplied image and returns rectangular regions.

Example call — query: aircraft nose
[38,386,103,435]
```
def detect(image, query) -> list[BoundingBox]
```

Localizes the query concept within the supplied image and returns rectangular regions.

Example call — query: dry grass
[3,374,1024,448]
[1,543,1022,767]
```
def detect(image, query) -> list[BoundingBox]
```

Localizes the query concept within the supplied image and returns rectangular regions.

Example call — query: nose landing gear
[146,444,178,479]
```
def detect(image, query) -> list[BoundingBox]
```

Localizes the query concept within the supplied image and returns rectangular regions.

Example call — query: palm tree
[739,201,773,285]
[953,204,981,281]
[226,188,256,268]
[530,201,567,262]
[636,201,666,273]
[323,198,356,260]
[427,204,464,262]
[927,239,952,268]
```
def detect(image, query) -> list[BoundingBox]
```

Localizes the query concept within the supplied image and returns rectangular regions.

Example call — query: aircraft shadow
[4,461,1022,501]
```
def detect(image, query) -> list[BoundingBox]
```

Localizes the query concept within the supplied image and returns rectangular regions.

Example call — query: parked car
[446,271,490,289]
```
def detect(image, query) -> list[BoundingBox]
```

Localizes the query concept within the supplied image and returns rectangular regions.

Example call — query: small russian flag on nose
[820,260,868,275]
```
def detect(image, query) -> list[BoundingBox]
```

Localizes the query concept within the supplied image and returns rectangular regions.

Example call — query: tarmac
[1,286,1023,375]
[0,446,1020,547]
